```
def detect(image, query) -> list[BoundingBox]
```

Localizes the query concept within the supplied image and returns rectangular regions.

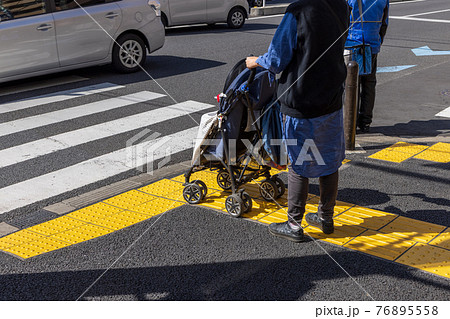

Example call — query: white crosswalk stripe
[0,91,164,137]
[0,82,214,215]
[0,82,123,114]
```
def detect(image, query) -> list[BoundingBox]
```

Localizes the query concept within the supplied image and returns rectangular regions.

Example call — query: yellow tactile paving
[258,210,289,224]
[67,202,124,223]
[131,197,184,216]
[242,199,282,220]
[396,243,450,278]
[429,228,450,250]
[379,217,446,244]
[369,142,429,163]
[335,206,397,231]
[26,216,86,236]
[304,220,366,246]
[388,142,429,155]
[0,229,46,250]
[334,200,356,214]
[197,191,228,211]
[3,237,72,259]
[369,149,414,163]
[103,190,157,210]
[52,224,114,245]
[171,170,223,191]
[413,142,450,163]
[344,230,416,261]
[139,179,184,197]
[92,210,152,231]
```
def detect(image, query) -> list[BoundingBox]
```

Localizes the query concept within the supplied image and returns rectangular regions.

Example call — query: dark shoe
[305,213,334,234]
[358,124,370,133]
[268,221,304,243]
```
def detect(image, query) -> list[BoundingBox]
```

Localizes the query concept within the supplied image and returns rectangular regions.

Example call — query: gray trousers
[287,167,339,224]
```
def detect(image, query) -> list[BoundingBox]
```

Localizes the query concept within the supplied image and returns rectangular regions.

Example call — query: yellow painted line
[335,206,397,231]
[104,189,157,210]
[26,216,86,236]
[379,216,446,244]
[413,142,450,163]
[52,224,114,245]
[429,228,450,250]
[344,230,416,261]
[396,243,450,278]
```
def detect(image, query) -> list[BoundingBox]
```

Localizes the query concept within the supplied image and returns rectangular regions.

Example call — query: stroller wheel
[241,191,253,213]
[225,194,244,218]
[183,183,203,204]
[272,176,286,198]
[217,170,232,190]
[193,180,208,199]
[259,180,279,201]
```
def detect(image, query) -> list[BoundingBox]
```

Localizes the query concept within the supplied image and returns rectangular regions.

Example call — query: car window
[0,0,48,21]
[54,0,107,11]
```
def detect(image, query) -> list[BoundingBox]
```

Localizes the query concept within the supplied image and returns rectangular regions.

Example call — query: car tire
[227,7,246,29]
[112,34,147,73]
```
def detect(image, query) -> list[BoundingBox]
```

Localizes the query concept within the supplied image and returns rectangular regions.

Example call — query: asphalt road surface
[0,0,449,304]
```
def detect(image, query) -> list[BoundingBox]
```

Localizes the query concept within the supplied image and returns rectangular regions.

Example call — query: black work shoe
[305,213,334,234]
[358,124,370,133]
[268,221,304,243]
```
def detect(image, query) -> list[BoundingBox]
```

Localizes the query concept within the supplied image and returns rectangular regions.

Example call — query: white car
[0,0,165,83]
[159,0,249,29]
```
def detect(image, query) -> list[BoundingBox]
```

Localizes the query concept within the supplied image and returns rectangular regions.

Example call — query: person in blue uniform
[246,0,350,242]
[347,0,389,133]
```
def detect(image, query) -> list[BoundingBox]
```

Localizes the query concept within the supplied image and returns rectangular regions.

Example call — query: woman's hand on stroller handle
[246,56,260,69]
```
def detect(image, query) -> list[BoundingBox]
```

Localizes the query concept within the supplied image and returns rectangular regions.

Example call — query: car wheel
[227,7,246,29]
[112,34,146,73]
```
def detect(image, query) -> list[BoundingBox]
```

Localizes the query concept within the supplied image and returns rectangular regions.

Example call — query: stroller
[182,59,286,217]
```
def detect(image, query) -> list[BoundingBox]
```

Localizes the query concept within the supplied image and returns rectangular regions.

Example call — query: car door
[206,0,230,22]
[52,0,122,66]
[168,0,206,25]
[0,0,59,78]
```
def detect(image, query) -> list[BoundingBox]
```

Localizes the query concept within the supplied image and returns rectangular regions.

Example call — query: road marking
[390,16,450,24]
[0,101,214,168]
[436,106,450,118]
[249,14,285,20]
[0,91,165,137]
[0,76,88,97]
[412,46,450,56]
[0,127,198,214]
[406,8,450,17]
[0,83,124,114]
[391,0,427,4]
[377,65,416,73]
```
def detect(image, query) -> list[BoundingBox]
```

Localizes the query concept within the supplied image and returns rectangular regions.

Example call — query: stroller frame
[182,68,285,217]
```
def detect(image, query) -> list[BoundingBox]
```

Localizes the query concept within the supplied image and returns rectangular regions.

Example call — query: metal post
[263,0,266,7]
[344,61,359,150]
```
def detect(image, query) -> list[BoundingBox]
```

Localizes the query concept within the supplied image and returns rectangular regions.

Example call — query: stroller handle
[247,68,257,86]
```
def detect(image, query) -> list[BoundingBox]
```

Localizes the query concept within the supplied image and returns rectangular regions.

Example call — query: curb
[249,0,411,18]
